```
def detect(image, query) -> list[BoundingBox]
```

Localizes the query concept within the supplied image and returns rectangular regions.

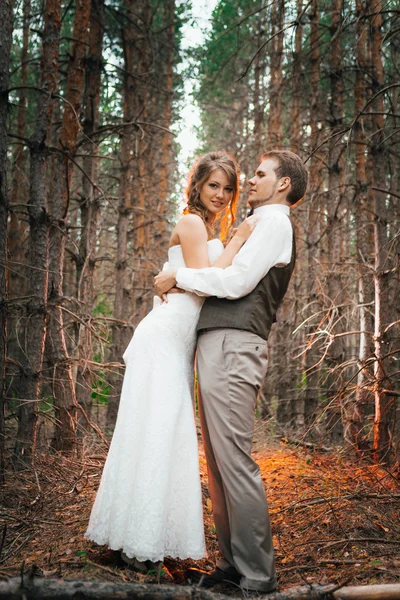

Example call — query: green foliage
[40,397,54,412]
[93,297,113,317]
[296,371,308,390]
[91,353,111,405]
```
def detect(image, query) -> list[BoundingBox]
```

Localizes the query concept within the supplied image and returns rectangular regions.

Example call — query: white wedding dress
[85,238,224,562]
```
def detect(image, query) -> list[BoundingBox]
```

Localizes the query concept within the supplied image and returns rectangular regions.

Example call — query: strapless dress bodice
[167,238,224,269]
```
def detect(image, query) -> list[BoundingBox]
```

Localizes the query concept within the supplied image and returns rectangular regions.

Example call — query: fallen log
[0,579,225,600]
[0,578,400,599]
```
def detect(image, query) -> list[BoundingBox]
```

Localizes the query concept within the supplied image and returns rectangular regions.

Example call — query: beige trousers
[197,328,276,593]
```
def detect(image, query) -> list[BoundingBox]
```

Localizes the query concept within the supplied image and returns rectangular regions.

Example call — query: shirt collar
[253,203,290,217]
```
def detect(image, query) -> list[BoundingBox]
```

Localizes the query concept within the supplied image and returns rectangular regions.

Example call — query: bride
[85,151,258,569]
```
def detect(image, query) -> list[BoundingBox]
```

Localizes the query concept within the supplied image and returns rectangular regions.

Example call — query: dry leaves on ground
[0,433,399,596]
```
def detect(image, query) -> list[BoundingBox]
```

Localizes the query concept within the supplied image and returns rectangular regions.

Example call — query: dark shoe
[185,566,241,588]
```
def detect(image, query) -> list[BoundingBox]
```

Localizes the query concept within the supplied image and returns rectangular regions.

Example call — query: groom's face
[248,159,279,207]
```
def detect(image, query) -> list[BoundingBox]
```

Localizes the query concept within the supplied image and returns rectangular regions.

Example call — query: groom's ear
[278,176,291,191]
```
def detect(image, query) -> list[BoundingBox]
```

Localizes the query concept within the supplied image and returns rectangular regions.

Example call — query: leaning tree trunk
[13,0,62,465]
[47,0,91,452]
[0,0,14,481]
[75,0,105,427]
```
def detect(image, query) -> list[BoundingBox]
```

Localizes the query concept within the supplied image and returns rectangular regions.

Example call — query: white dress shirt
[175,203,293,299]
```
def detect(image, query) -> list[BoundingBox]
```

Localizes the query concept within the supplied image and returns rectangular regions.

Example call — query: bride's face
[199,168,233,219]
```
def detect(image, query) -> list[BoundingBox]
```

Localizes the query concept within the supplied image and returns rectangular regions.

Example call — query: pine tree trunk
[347,0,374,452]
[13,0,62,465]
[290,0,303,154]
[302,0,322,433]
[154,0,175,267]
[0,0,14,481]
[9,0,30,301]
[266,0,284,148]
[132,0,151,324]
[369,0,393,462]
[47,0,91,452]
[325,0,345,442]
[106,0,137,428]
[75,0,104,427]
[253,13,266,158]
[6,0,31,406]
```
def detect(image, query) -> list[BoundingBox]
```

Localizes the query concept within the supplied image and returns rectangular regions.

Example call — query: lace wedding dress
[85,239,224,562]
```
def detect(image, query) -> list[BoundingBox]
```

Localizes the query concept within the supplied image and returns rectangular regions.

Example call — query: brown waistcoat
[196,229,296,341]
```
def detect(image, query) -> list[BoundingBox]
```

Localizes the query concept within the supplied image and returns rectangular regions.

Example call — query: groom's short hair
[262,150,308,205]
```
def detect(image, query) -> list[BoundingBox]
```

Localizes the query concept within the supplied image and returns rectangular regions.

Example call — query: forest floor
[1,422,400,597]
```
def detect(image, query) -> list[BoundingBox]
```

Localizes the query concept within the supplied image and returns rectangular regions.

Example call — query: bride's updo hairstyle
[184,151,240,239]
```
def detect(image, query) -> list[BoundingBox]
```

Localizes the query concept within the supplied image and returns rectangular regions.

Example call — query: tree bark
[253,11,266,158]
[302,0,322,432]
[153,0,175,268]
[132,0,152,324]
[8,0,30,301]
[325,0,345,443]
[347,0,374,452]
[13,0,61,465]
[75,0,105,427]
[368,0,393,463]
[266,0,284,148]
[290,0,303,154]
[1,579,400,600]
[47,0,91,452]
[0,0,14,481]
[106,0,137,428]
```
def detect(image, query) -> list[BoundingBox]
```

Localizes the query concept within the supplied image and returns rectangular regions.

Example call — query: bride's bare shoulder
[172,213,208,246]
[176,213,207,233]
[177,213,204,225]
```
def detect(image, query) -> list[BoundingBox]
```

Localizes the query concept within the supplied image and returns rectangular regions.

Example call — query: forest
[0,0,399,598]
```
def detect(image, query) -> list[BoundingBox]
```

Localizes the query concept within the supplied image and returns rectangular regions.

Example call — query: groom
[154,150,308,593]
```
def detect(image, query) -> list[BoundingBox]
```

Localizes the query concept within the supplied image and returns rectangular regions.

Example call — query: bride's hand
[154,268,179,299]
[233,215,260,243]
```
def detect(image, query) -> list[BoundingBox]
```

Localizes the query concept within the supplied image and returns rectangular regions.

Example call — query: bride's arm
[155,215,259,296]
[211,216,259,268]
[175,214,211,268]
[177,214,258,269]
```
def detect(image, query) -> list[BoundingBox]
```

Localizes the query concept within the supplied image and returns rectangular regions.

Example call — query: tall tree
[266,0,284,148]
[46,0,91,452]
[132,0,151,324]
[8,0,30,301]
[75,0,105,424]
[153,0,176,267]
[302,0,323,430]
[14,0,62,464]
[0,0,14,481]
[106,0,138,428]
[290,0,303,154]
[369,0,393,461]
[325,0,345,441]
[347,0,373,451]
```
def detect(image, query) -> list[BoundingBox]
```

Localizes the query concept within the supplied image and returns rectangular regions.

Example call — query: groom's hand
[154,268,181,300]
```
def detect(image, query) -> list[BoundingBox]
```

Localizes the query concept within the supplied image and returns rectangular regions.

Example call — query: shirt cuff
[176,267,194,292]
